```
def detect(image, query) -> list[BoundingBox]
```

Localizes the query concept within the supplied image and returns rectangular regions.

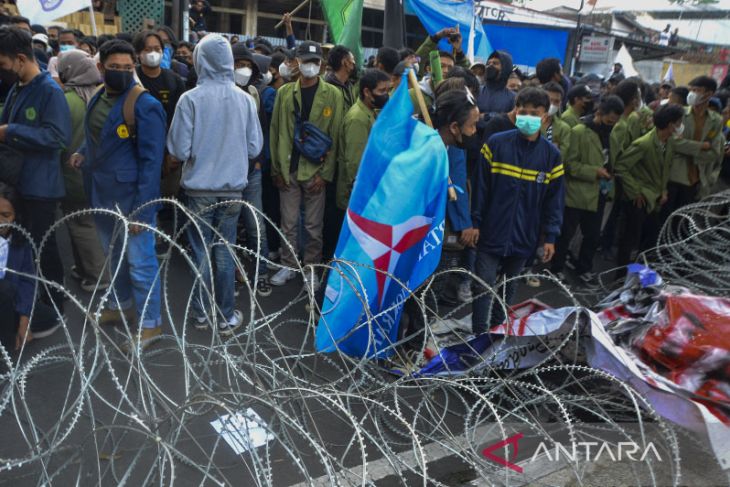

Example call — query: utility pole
[171,0,187,41]
[570,0,586,76]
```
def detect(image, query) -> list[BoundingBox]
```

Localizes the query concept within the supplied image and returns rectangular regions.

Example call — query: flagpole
[407,69,457,201]
[88,0,98,37]
[275,0,311,29]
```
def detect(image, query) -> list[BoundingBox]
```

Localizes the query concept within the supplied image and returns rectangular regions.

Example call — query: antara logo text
[482,433,663,473]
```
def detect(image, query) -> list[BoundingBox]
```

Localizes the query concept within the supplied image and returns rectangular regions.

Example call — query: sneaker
[457,281,473,302]
[256,276,272,297]
[99,307,136,326]
[269,268,296,286]
[31,319,62,339]
[192,315,208,330]
[80,279,109,293]
[122,326,162,353]
[70,266,82,281]
[525,276,541,288]
[579,272,598,284]
[219,310,243,336]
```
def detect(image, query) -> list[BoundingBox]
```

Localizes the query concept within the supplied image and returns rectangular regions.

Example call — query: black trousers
[261,169,281,254]
[19,198,64,310]
[552,198,605,275]
[616,200,650,275]
[322,181,345,262]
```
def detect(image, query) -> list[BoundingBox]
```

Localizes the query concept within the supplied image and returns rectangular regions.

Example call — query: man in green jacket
[666,75,724,212]
[541,81,572,156]
[561,84,593,128]
[614,104,685,274]
[414,27,470,79]
[609,79,642,168]
[551,95,624,281]
[336,69,391,210]
[269,40,345,290]
[58,50,109,292]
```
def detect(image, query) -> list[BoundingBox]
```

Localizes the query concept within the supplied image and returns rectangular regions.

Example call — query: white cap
[32,33,49,47]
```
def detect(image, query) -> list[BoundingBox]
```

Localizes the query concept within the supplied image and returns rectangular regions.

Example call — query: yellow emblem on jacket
[117,124,130,139]
[323,107,332,118]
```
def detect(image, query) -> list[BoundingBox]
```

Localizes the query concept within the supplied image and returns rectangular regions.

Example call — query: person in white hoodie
[167,34,263,335]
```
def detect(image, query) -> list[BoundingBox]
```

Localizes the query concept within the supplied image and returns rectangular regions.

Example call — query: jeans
[19,198,65,310]
[471,252,527,335]
[185,196,241,323]
[95,216,161,329]
[240,169,269,275]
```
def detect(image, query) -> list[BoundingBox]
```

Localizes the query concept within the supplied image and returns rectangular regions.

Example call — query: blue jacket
[472,130,565,258]
[81,83,166,224]
[1,71,71,199]
[446,146,472,232]
[2,236,35,317]
[476,50,516,119]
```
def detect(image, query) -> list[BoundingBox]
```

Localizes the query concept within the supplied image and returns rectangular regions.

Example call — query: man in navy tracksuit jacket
[471,88,565,334]
[0,27,71,311]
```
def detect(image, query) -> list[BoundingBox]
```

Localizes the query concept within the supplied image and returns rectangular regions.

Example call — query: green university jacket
[615,128,675,214]
[560,106,580,128]
[609,112,642,169]
[542,116,572,157]
[563,123,606,212]
[62,90,88,205]
[669,106,724,198]
[270,78,345,184]
[336,99,376,210]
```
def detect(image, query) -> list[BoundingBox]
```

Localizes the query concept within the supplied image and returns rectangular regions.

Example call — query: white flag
[663,62,674,82]
[466,10,476,65]
[17,0,90,25]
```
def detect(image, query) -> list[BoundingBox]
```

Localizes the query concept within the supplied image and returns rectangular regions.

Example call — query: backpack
[92,84,147,139]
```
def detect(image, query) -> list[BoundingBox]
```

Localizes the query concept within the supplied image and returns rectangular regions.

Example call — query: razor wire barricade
[2,193,730,486]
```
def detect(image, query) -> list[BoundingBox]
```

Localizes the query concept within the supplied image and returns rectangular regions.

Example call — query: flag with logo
[321,0,365,66]
[17,0,90,25]
[315,75,449,358]
[405,0,492,61]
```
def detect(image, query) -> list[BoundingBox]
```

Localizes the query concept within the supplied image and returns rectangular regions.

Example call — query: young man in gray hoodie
[167,34,263,335]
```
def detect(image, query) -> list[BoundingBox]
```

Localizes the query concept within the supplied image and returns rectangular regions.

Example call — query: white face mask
[262,71,273,85]
[299,61,320,79]
[548,104,560,117]
[674,122,685,137]
[686,91,705,106]
[278,62,291,81]
[142,51,162,68]
[234,67,252,87]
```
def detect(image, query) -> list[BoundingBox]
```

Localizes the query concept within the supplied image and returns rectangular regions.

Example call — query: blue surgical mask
[515,115,543,136]
[59,45,74,53]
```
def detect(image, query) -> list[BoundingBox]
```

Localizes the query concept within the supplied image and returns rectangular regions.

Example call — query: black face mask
[372,93,389,109]
[455,130,480,150]
[485,64,499,81]
[582,99,595,115]
[104,69,133,93]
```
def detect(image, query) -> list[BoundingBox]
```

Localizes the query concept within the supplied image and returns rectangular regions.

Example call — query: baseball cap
[295,41,323,63]
[32,33,49,47]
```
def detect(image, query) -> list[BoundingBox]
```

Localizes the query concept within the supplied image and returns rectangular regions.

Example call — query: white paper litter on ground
[210,408,274,455]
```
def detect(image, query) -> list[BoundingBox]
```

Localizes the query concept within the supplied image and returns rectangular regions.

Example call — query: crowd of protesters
[0,11,728,355]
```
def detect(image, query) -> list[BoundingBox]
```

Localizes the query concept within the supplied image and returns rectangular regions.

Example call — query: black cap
[295,41,323,62]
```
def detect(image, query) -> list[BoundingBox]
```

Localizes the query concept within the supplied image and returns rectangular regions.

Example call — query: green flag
[321,0,364,66]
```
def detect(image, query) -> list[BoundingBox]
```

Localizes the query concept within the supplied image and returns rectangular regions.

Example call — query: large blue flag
[405,0,492,61]
[315,76,449,358]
